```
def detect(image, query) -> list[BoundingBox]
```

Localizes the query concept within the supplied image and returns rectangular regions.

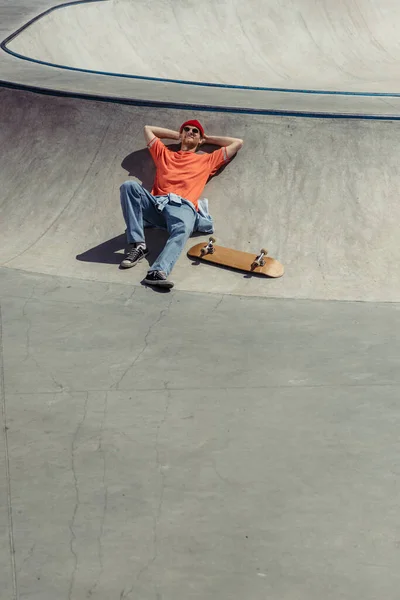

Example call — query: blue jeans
[120,181,197,276]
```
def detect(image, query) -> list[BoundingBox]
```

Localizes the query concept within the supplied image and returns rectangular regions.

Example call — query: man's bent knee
[170,221,194,238]
[120,180,142,193]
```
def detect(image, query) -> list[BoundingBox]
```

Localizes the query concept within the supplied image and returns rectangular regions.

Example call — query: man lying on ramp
[119,120,243,288]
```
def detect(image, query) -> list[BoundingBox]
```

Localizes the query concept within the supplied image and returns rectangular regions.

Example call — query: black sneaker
[144,270,174,288]
[120,244,149,268]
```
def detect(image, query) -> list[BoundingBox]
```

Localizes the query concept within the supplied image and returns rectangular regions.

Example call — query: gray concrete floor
[3,3,400,598]
[2,266,400,599]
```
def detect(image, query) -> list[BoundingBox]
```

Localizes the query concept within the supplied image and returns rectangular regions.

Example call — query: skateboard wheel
[209,236,216,243]
[200,247,208,255]
[260,248,268,255]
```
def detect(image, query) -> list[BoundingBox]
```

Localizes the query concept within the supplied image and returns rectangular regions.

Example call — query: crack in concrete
[88,392,108,597]
[316,256,327,283]
[120,584,134,599]
[21,295,64,391]
[212,457,239,488]
[214,294,225,310]
[97,284,112,303]
[22,299,33,365]
[18,542,36,573]
[18,542,36,575]
[127,383,171,596]
[12,380,400,395]
[43,284,61,297]
[20,285,40,364]
[68,392,89,600]
[0,303,18,599]
[123,287,137,307]
[112,298,174,390]
[153,382,172,550]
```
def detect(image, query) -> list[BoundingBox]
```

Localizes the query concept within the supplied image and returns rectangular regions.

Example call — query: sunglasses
[183,126,200,135]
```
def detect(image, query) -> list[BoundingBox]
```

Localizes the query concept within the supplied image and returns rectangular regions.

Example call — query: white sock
[135,242,146,250]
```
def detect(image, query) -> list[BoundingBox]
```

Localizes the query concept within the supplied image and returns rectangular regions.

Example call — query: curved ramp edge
[1,87,399,302]
[1,0,400,117]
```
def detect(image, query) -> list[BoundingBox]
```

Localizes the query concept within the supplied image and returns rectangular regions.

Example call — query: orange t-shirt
[148,138,229,210]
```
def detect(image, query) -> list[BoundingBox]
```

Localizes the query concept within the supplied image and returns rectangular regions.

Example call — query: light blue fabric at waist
[152,193,214,234]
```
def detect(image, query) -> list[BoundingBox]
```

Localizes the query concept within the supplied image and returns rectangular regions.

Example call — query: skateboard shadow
[187,257,276,279]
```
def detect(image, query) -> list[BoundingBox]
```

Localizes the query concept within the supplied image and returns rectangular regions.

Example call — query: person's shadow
[76,143,231,268]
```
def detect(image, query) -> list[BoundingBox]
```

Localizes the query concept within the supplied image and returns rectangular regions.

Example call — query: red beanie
[180,119,204,137]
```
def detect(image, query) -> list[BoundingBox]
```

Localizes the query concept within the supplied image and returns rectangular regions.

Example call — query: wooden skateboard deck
[187,238,284,278]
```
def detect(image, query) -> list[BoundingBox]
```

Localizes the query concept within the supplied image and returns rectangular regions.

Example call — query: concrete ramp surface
[1,85,400,301]
[3,3,400,600]
[1,1,400,301]
[6,0,400,92]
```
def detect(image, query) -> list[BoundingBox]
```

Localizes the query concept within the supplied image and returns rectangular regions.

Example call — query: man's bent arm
[204,134,244,159]
[144,125,180,145]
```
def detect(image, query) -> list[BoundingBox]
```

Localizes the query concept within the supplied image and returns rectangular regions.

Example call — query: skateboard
[187,237,284,278]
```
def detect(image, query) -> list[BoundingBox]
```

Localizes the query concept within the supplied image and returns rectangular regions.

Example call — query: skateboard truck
[251,248,268,269]
[201,236,216,256]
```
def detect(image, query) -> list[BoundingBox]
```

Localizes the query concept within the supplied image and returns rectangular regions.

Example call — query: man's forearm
[204,134,243,147]
[145,125,180,140]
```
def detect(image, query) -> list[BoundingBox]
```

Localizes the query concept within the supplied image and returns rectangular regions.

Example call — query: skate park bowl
[2,2,400,599]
